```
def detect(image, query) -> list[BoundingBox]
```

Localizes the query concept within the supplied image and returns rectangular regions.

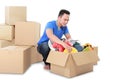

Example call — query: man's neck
[56,20,61,30]
[56,20,61,27]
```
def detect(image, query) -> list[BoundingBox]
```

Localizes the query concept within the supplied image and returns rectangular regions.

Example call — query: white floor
[0,62,97,80]
[0,57,119,80]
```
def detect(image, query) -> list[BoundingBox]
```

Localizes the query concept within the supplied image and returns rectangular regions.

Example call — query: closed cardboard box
[30,46,43,64]
[0,40,14,48]
[47,47,99,77]
[0,24,14,40]
[15,21,40,46]
[5,6,26,25]
[0,45,31,73]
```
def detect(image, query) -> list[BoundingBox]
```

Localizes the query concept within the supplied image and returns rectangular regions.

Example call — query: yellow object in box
[83,46,93,51]
[83,43,94,52]
[64,47,78,53]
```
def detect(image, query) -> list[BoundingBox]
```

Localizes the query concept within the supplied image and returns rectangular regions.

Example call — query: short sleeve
[45,22,54,30]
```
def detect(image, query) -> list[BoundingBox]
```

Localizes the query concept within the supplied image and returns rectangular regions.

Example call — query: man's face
[59,13,69,26]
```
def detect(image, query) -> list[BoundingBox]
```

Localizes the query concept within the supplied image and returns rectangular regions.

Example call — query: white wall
[0,0,120,80]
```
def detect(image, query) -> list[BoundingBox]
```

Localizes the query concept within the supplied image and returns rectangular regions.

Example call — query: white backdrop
[0,0,120,80]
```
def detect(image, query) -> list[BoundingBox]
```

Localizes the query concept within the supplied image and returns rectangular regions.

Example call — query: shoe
[44,65,50,70]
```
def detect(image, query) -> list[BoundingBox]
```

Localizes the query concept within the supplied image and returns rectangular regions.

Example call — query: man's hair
[58,9,70,17]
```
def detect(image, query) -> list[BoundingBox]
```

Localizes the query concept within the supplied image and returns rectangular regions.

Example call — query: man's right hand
[63,43,72,53]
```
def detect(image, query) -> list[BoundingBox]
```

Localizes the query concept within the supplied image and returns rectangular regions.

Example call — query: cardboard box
[15,21,40,46]
[47,47,99,77]
[5,6,26,25]
[30,46,43,64]
[0,40,14,48]
[0,24,15,40]
[93,47,99,65]
[0,45,31,73]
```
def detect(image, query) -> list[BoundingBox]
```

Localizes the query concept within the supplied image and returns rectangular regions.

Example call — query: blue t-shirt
[37,20,69,45]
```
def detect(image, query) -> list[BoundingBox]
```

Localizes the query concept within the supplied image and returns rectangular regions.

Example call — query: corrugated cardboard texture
[47,51,69,66]
[47,47,98,77]
[0,24,15,40]
[50,55,77,77]
[0,45,31,73]
[30,46,43,64]
[92,47,99,65]
[15,21,40,46]
[5,6,26,25]
[0,40,14,48]
[72,47,99,66]
[76,63,93,76]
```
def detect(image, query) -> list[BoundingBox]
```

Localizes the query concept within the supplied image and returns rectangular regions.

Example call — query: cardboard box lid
[47,47,99,67]
[72,47,99,66]
[46,51,69,67]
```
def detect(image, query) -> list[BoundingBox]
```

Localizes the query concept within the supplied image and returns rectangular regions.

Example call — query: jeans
[37,42,50,65]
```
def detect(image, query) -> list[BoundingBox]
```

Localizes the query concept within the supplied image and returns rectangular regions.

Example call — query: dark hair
[58,9,70,17]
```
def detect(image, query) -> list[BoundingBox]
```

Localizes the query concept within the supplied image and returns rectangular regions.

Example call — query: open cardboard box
[47,47,99,77]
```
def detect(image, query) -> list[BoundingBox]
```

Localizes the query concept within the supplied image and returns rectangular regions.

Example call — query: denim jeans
[37,42,50,65]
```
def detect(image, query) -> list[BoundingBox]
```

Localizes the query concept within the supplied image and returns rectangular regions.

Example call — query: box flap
[72,47,99,66]
[46,51,69,67]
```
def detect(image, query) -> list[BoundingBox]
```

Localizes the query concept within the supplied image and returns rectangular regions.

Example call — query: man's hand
[62,43,72,52]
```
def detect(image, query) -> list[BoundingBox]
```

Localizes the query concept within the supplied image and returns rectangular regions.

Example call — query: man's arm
[46,28,65,45]
[46,28,71,51]
[65,33,71,39]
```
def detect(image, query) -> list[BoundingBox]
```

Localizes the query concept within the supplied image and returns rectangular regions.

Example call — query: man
[37,9,72,70]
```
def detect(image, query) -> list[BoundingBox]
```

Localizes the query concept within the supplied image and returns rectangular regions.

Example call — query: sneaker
[44,65,50,70]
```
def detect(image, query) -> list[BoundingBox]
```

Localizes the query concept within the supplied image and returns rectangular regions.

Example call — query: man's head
[57,9,70,27]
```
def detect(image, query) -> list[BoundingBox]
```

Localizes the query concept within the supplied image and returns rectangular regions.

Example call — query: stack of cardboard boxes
[0,6,43,73]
